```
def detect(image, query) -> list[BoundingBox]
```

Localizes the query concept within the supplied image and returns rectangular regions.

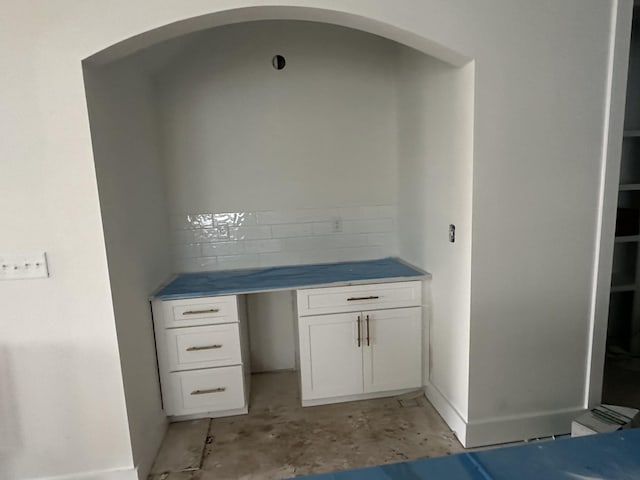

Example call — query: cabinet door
[363,307,422,393]
[298,312,364,401]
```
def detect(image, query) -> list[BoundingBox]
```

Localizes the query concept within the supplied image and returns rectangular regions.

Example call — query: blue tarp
[154,257,426,300]
[299,429,640,480]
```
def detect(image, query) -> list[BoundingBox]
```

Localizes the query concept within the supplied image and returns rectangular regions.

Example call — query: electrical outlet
[332,216,343,233]
[0,252,49,280]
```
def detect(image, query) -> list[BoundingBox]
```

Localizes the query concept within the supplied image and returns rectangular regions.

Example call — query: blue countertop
[298,429,640,480]
[153,257,427,300]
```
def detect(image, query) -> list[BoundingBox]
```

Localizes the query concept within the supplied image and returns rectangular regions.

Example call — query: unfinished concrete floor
[149,371,463,479]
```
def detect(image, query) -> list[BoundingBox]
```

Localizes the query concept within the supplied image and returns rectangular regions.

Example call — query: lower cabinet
[362,307,422,393]
[151,295,250,419]
[298,306,422,404]
[151,280,423,416]
[298,312,365,400]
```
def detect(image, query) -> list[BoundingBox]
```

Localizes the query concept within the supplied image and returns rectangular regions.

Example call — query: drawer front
[296,281,422,316]
[162,296,238,328]
[166,324,241,372]
[165,366,245,416]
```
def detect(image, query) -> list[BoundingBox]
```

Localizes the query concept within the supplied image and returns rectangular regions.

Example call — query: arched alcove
[83,8,474,477]
[84,5,471,67]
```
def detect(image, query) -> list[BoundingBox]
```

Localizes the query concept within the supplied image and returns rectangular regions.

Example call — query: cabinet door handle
[186,344,222,351]
[190,387,226,395]
[357,315,361,348]
[347,296,379,301]
[366,315,370,346]
[183,308,219,315]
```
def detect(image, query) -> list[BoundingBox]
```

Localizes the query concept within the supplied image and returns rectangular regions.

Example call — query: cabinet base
[302,387,421,407]
[169,405,248,422]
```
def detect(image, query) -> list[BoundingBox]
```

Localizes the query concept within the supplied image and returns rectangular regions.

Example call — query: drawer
[165,324,241,371]
[165,366,245,416]
[161,296,238,328]
[296,281,422,316]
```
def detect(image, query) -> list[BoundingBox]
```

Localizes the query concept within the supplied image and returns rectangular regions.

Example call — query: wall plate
[0,252,49,280]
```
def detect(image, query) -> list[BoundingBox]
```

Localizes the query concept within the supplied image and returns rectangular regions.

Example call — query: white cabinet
[151,279,423,415]
[165,323,242,371]
[166,366,246,414]
[152,295,250,419]
[297,281,422,406]
[296,281,422,316]
[298,312,364,399]
[362,308,422,393]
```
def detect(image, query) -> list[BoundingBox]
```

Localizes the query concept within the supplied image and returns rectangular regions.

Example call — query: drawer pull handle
[347,296,379,301]
[190,387,226,395]
[183,308,220,315]
[186,344,223,351]
[366,315,370,346]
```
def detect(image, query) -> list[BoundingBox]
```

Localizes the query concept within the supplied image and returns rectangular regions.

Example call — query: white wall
[466,0,619,445]
[156,21,398,214]
[396,52,475,428]
[155,22,400,272]
[84,57,172,478]
[247,292,297,371]
[0,1,627,477]
[0,4,135,479]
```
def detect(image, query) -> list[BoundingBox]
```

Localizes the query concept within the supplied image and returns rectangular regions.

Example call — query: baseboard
[465,407,587,448]
[302,387,420,407]
[424,382,468,446]
[37,467,138,480]
[424,382,587,448]
[170,405,248,421]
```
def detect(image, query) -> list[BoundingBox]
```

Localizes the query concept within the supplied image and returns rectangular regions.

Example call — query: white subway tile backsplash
[343,218,395,234]
[216,254,260,270]
[311,222,334,235]
[190,228,220,243]
[214,212,258,227]
[175,256,218,272]
[229,225,272,240]
[244,239,283,254]
[201,241,245,257]
[255,210,298,225]
[339,206,372,219]
[366,233,395,246]
[272,223,313,238]
[282,236,329,251]
[256,208,339,225]
[170,205,397,273]
[331,234,370,249]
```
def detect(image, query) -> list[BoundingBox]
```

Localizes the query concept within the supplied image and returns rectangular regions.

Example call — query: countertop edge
[153,273,430,301]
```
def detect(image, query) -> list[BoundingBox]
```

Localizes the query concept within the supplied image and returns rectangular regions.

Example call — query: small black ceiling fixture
[272,55,286,70]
